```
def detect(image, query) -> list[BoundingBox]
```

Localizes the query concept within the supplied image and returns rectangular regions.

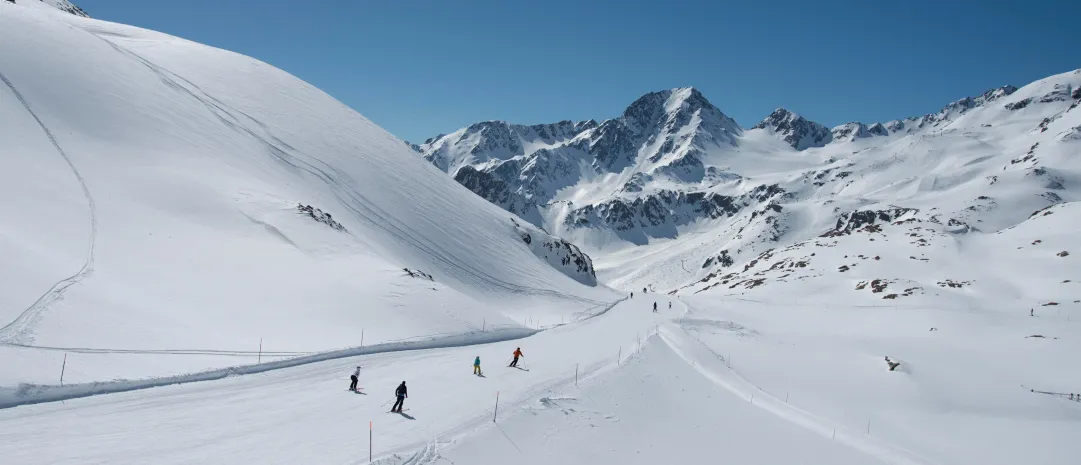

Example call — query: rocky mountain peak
[752,108,832,150]
[621,87,738,135]
[831,122,871,142]
[40,0,89,17]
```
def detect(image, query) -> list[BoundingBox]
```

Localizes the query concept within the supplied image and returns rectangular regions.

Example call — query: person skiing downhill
[391,381,407,412]
[653,302,658,313]
[349,366,360,391]
[668,302,672,309]
[473,356,482,375]
[509,347,524,367]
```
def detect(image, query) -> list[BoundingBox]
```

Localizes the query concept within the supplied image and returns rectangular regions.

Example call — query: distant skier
[653,302,657,313]
[349,366,360,391]
[1030,308,1034,317]
[643,287,647,293]
[473,356,482,375]
[630,292,634,298]
[668,302,672,309]
[391,381,407,412]
[510,347,524,367]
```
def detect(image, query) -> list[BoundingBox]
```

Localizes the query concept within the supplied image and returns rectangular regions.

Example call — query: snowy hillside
[1,3,1078,465]
[415,71,1081,296]
[0,0,615,386]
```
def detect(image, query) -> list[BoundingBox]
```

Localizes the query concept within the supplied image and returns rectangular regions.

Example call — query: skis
[388,409,410,413]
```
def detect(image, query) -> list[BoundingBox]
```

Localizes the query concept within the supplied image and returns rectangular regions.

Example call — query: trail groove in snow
[0,71,97,345]
[657,323,940,465]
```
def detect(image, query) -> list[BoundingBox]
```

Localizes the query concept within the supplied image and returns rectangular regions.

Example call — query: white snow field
[0,1,614,388]
[2,2,1079,465]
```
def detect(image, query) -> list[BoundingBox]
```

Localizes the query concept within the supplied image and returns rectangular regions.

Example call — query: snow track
[657,323,939,465]
[0,71,97,345]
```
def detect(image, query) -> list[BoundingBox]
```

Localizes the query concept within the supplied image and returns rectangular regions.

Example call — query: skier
[509,347,524,367]
[653,302,657,313]
[349,366,360,391]
[473,356,482,375]
[668,302,672,309]
[1030,308,1034,317]
[630,291,634,298]
[391,381,407,412]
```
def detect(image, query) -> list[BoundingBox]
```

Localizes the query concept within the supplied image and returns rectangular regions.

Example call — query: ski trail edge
[656,324,940,465]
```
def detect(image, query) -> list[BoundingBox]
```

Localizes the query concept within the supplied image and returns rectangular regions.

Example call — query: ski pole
[381,398,394,407]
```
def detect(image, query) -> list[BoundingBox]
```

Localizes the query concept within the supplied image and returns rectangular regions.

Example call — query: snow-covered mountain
[752,108,833,150]
[415,72,1081,296]
[0,0,614,386]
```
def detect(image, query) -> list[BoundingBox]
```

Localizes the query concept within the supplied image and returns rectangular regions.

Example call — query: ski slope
[1,2,1078,465]
[0,1,615,386]
[0,296,668,464]
[6,291,1075,464]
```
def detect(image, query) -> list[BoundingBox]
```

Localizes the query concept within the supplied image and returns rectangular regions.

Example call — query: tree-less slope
[0,1,615,385]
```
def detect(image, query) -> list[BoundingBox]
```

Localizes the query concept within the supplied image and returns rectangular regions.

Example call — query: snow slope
[4,291,1075,465]
[0,1,615,386]
[0,296,669,464]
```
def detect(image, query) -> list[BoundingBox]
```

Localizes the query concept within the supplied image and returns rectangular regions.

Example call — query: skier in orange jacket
[509,347,524,367]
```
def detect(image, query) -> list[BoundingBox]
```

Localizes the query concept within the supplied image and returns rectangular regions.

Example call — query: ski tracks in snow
[88,31,605,306]
[0,71,97,345]
[657,322,940,465]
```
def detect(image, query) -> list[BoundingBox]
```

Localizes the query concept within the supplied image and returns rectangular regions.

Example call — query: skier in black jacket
[392,381,408,412]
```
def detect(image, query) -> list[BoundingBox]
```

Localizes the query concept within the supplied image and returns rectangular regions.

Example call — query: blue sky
[78,0,1077,142]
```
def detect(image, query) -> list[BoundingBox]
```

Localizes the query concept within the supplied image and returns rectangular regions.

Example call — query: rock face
[821,207,919,237]
[297,204,346,232]
[416,70,1081,292]
[752,108,833,150]
[453,166,542,226]
[416,87,745,239]
[42,0,89,17]
[831,122,872,142]
[510,218,597,286]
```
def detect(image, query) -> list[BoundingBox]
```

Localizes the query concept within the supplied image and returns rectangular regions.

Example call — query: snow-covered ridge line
[0,328,537,409]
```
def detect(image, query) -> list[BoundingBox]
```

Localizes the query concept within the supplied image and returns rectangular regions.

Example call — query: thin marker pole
[493,391,500,422]
[575,363,579,386]
[617,346,621,365]
[369,421,372,462]
[361,329,365,347]
[60,353,67,386]
[258,338,263,364]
